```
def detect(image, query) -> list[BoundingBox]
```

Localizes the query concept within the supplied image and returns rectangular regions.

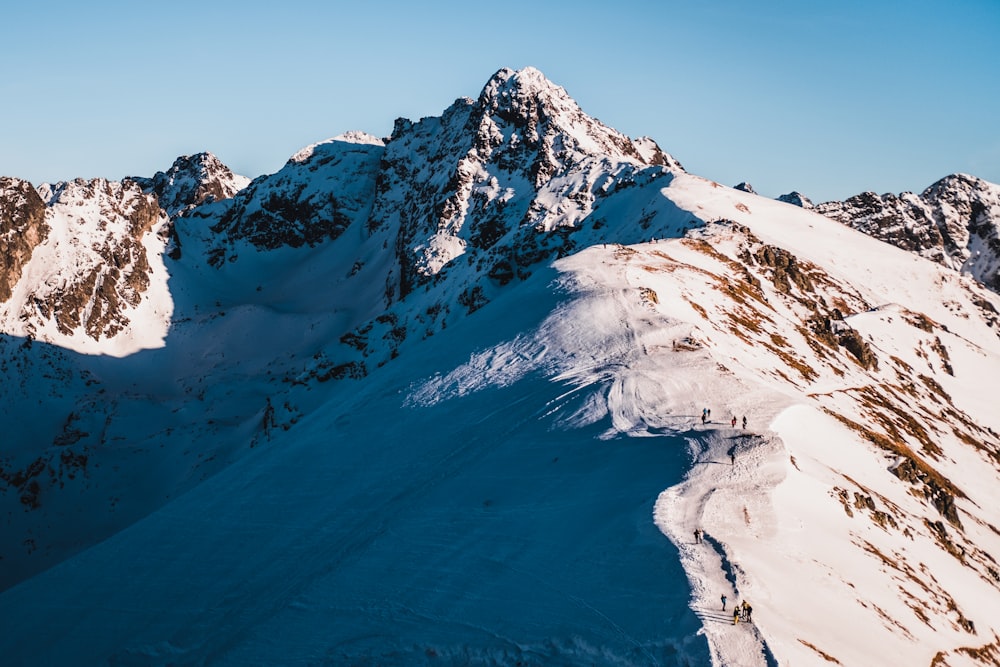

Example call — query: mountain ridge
[1,66,999,666]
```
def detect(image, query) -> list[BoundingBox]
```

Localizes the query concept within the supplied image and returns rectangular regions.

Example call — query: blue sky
[2,0,997,202]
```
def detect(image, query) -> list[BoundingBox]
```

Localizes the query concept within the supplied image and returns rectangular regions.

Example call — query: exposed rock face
[734,182,756,194]
[753,243,814,294]
[816,174,1000,291]
[0,178,48,302]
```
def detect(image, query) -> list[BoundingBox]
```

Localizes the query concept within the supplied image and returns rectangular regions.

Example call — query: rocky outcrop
[816,174,1000,291]
[777,191,813,209]
[0,178,49,302]
[753,244,814,294]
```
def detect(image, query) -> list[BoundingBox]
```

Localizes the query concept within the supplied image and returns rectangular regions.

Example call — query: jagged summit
[359,66,688,300]
[921,172,990,201]
[476,66,578,120]
[130,152,250,219]
[471,66,681,172]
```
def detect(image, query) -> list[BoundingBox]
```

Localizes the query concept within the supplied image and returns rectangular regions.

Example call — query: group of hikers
[721,595,753,624]
[693,531,755,626]
[701,407,747,430]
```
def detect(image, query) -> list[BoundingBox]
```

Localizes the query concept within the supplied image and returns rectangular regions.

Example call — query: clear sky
[2,0,998,202]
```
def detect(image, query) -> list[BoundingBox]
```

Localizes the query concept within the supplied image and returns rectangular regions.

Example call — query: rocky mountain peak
[470,67,680,172]
[922,172,988,198]
[131,152,250,219]
[815,174,1000,291]
[476,66,578,124]
[349,67,686,303]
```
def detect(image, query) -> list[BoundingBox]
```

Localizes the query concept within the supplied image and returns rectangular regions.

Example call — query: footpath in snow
[655,419,785,667]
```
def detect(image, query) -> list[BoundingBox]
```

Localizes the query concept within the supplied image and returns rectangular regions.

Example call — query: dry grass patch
[797,639,841,663]
[761,339,819,382]
[684,297,708,320]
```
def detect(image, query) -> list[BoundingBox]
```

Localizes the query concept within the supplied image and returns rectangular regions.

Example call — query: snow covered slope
[1,67,999,666]
[409,174,1000,665]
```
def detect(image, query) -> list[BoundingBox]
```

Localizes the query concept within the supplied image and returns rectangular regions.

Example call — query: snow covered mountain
[1,67,999,666]
[814,174,1000,292]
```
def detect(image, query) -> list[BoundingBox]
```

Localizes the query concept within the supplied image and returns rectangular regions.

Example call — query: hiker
[731,416,737,428]
[693,528,702,543]
[745,602,753,622]
[707,408,711,419]
[721,594,727,611]
[733,606,740,625]
[742,415,747,429]
[730,451,736,465]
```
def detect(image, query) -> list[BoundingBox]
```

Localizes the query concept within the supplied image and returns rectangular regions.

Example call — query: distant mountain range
[1,66,999,666]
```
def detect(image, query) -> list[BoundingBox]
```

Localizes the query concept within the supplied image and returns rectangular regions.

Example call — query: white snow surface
[0,98,1000,667]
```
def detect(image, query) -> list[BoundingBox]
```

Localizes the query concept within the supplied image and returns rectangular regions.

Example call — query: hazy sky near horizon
[2,0,997,202]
